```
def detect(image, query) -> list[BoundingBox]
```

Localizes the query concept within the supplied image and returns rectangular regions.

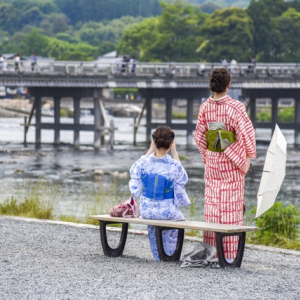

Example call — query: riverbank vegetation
[0,179,128,225]
[247,203,300,250]
[1,179,300,250]
[1,0,300,62]
[256,106,295,123]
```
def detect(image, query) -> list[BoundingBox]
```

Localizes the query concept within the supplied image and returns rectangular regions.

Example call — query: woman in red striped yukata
[194,68,256,262]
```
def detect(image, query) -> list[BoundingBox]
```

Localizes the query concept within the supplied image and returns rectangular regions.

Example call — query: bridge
[1,60,300,147]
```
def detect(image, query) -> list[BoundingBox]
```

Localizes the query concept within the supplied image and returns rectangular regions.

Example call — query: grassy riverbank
[1,180,300,251]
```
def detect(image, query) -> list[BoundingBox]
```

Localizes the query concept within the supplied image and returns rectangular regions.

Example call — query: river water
[0,115,299,226]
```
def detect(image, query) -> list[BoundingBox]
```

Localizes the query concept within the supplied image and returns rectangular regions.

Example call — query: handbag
[109,197,140,218]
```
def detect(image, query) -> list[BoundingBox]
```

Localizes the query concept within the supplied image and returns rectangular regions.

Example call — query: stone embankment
[1,216,300,300]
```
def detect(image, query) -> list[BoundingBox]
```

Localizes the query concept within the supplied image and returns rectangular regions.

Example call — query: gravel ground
[1,216,300,300]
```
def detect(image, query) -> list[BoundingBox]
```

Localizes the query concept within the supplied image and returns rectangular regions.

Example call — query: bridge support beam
[28,87,103,149]
[271,98,279,134]
[187,98,194,148]
[94,96,101,150]
[140,88,210,147]
[295,98,300,145]
[73,97,80,148]
[35,95,41,145]
[166,97,172,124]
[54,97,60,145]
[146,97,152,144]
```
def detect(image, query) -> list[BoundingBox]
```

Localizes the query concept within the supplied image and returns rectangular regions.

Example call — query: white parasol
[255,124,287,218]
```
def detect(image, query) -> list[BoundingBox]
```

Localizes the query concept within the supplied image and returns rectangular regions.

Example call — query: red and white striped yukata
[194,95,256,259]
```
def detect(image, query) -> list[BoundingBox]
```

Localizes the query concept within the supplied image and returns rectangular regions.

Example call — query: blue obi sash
[141,174,174,200]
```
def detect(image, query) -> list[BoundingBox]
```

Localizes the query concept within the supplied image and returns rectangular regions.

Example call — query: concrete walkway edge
[2,215,300,257]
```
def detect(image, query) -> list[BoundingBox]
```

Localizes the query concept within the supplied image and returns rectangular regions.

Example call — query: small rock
[111,171,128,178]
[94,169,104,176]
[94,169,110,176]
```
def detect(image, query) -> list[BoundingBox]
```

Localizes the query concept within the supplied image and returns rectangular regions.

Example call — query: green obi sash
[205,122,236,152]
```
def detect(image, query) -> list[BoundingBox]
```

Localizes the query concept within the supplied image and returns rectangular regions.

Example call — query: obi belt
[205,122,236,152]
[141,174,174,200]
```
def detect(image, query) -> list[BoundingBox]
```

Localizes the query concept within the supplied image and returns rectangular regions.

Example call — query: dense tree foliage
[189,0,250,8]
[0,0,300,62]
[117,2,207,61]
[271,8,300,62]
[198,7,253,62]
[54,0,161,24]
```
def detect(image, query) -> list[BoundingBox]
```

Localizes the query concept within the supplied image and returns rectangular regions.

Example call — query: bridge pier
[187,97,194,147]
[242,88,300,145]
[35,95,41,145]
[146,97,152,144]
[295,97,300,145]
[139,88,210,146]
[73,97,80,148]
[54,97,60,145]
[28,87,109,149]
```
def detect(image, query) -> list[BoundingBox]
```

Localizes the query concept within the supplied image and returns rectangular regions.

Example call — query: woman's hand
[171,141,180,161]
[146,140,156,155]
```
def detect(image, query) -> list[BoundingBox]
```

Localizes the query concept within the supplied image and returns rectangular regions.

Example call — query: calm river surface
[0,115,299,226]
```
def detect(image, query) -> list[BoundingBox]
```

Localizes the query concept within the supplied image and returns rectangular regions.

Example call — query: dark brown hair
[209,68,231,93]
[152,126,174,149]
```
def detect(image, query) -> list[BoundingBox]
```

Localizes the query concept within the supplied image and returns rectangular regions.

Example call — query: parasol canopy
[256,124,287,218]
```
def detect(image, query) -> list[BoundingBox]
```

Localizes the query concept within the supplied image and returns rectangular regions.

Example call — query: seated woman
[129,126,190,261]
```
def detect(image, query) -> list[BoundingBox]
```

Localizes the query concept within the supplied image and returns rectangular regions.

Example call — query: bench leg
[215,232,246,268]
[155,226,184,262]
[99,221,128,257]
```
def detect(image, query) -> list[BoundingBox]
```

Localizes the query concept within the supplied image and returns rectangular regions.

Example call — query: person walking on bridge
[194,68,256,262]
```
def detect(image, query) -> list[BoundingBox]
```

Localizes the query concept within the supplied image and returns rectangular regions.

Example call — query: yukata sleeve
[173,163,191,207]
[129,157,144,199]
[224,104,256,175]
[194,104,208,164]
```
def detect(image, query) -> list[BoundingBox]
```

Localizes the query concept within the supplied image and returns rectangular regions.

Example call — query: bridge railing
[1,60,300,78]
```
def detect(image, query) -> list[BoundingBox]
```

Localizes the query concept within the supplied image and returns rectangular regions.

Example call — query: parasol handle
[249,167,270,173]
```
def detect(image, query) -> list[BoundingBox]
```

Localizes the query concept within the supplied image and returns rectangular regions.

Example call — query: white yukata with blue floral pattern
[129,153,190,261]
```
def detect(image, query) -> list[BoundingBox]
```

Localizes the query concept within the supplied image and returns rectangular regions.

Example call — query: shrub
[278,107,294,123]
[256,110,271,122]
[247,202,300,250]
[0,196,53,219]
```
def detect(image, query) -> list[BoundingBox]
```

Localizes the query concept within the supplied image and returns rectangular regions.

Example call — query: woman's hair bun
[152,126,175,150]
[209,68,231,93]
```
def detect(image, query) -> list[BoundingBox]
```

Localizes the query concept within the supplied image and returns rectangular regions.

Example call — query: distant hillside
[167,0,251,9]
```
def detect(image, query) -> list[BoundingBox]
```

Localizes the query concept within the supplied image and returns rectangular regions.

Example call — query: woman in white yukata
[129,126,191,261]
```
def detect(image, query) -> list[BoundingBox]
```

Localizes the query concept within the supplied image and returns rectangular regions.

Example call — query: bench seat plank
[89,214,258,233]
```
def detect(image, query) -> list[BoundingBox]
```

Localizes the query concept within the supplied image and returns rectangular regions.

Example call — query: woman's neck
[213,91,227,99]
[154,148,168,158]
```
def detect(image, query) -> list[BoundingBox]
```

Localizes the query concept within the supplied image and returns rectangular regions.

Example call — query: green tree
[117,18,159,60]
[78,16,143,47]
[22,28,49,56]
[0,4,20,33]
[45,37,97,60]
[198,7,253,62]
[118,2,207,61]
[55,0,161,24]
[272,8,300,62]
[247,0,287,61]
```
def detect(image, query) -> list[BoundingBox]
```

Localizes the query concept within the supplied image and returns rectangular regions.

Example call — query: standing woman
[194,68,256,261]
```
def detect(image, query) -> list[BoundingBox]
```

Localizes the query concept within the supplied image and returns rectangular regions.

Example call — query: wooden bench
[89,214,258,268]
